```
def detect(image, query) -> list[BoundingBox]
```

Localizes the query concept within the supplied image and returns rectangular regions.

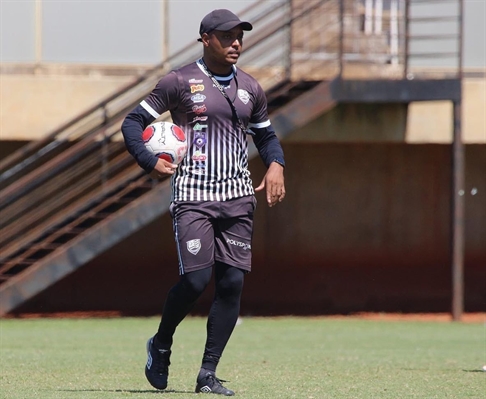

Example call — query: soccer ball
[142,121,187,165]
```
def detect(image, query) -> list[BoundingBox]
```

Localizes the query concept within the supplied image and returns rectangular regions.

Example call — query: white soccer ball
[142,121,187,165]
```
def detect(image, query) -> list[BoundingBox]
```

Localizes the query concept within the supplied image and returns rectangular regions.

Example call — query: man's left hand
[255,161,286,207]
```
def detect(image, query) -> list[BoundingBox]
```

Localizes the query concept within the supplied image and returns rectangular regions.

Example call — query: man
[121,9,285,396]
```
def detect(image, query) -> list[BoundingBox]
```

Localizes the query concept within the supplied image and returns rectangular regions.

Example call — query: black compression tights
[155,262,245,372]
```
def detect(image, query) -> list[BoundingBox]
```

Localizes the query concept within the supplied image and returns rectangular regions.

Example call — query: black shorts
[169,196,256,274]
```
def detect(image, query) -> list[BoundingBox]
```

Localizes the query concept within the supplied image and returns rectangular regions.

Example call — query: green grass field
[0,316,484,399]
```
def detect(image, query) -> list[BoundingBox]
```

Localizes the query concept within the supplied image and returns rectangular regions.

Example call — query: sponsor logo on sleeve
[189,78,204,84]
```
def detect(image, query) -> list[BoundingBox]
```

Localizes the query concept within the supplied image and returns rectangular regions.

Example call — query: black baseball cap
[198,9,253,42]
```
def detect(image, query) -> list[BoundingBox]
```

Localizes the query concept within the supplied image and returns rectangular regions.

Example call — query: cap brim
[216,21,253,32]
[197,21,252,42]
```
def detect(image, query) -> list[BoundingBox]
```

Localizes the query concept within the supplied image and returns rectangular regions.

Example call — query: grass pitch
[0,316,484,398]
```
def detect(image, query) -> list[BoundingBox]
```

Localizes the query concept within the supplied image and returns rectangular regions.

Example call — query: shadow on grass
[58,389,194,394]
[462,369,486,373]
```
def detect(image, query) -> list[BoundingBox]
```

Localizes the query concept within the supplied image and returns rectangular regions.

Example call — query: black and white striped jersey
[122,58,284,202]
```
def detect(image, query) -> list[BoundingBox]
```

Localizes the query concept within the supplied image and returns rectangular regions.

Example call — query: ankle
[201,354,219,372]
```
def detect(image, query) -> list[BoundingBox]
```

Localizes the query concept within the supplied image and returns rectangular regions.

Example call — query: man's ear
[201,33,210,46]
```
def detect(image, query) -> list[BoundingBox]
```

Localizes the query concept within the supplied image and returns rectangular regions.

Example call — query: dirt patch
[4,311,486,323]
[327,312,486,323]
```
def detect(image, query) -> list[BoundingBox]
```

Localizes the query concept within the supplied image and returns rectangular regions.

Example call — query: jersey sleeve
[121,71,181,173]
[247,82,285,168]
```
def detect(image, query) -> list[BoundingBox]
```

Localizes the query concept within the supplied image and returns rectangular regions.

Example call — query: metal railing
[0,0,463,278]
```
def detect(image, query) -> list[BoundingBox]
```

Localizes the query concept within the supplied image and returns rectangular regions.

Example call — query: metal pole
[285,0,293,81]
[339,0,344,76]
[375,0,383,35]
[35,0,42,71]
[390,0,399,65]
[365,0,373,35]
[404,0,410,78]
[451,0,464,322]
[162,0,169,62]
[451,100,464,322]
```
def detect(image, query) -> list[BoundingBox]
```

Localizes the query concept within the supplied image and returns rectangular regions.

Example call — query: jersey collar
[197,58,236,82]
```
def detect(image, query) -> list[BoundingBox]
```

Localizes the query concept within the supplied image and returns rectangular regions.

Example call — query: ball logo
[187,239,201,255]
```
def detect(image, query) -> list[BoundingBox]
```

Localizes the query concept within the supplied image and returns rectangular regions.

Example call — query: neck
[201,57,233,76]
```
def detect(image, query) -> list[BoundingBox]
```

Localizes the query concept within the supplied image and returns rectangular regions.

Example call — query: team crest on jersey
[238,89,250,104]
[187,239,201,255]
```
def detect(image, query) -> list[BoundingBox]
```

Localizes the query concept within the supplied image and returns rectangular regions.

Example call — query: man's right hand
[150,158,178,179]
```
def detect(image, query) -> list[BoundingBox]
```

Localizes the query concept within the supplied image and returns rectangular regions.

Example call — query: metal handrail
[0,0,337,266]
[0,0,289,182]
[0,0,330,209]
[0,0,463,268]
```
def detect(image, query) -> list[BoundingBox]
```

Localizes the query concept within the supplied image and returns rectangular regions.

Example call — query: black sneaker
[145,336,171,390]
[195,370,235,396]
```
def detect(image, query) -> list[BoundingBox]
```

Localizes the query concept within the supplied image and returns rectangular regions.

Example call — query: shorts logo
[238,89,250,104]
[187,239,201,255]
[226,238,251,251]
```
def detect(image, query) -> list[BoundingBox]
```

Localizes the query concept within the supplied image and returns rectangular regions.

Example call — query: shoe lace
[208,374,229,387]
[154,349,170,374]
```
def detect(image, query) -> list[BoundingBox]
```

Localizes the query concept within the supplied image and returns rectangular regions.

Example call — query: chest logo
[238,89,250,105]
[193,132,207,148]
[191,94,206,103]
[191,84,205,93]
[192,104,207,115]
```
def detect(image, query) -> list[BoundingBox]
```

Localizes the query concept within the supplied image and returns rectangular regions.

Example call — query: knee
[181,268,212,297]
[216,268,244,298]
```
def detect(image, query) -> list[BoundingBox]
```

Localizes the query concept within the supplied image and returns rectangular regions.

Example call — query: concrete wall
[0,72,134,140]
[1,73,484,143]
[11,141,485,316]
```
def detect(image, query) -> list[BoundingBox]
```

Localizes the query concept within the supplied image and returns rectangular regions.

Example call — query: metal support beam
[451,101,464,322]
[330,78,461,103]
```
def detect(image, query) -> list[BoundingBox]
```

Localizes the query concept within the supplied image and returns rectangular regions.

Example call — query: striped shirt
[122,58,284,202]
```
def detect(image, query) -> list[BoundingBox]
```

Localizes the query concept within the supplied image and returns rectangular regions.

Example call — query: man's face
[205,26,244,66]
